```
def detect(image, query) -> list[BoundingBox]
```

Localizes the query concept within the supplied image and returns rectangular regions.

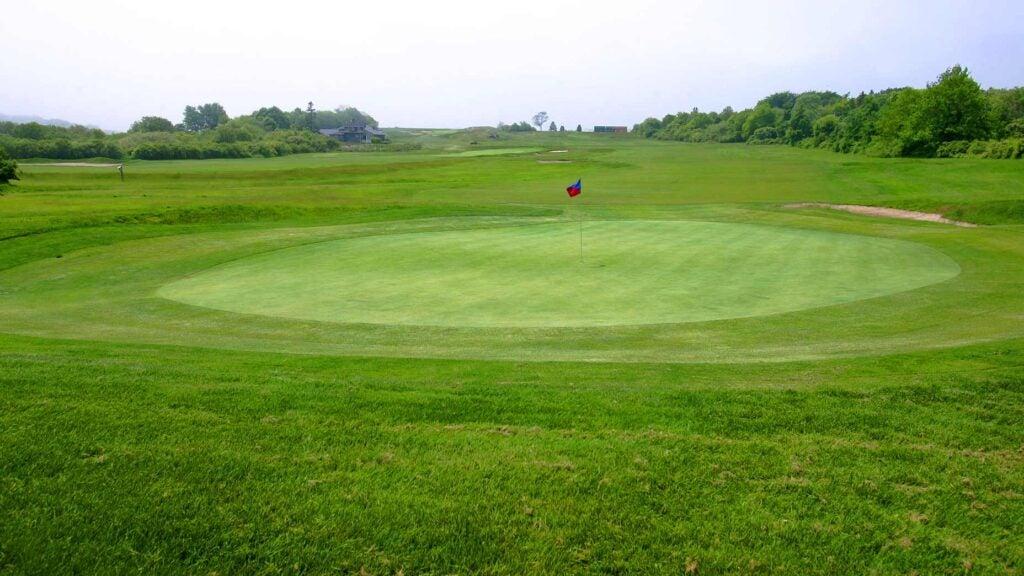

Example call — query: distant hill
[0,113,99,129]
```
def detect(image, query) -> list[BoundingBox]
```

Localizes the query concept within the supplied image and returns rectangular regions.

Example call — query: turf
[159,220,960,327]
[1,132,1022,574]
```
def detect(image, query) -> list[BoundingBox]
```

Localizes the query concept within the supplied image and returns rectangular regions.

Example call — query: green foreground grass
[1,133,1023,574]
[3,335,1022,574]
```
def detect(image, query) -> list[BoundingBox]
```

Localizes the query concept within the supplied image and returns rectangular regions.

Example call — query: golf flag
[566,178,582,197]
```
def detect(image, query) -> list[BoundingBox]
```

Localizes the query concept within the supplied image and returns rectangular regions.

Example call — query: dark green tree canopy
[634,65,1022,159]
[129,116,175,133]
[311,106,379,130]
[183,103,229,132]
[987,88,1024,138]
[252,107,291,131]
[11,122,48,140]
[289,107,313,131]
[759,92,798,111]
[498,121,535,132]
[0,103,390,162]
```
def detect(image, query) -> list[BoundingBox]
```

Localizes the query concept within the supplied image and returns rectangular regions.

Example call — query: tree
[307,102,316,132]
[812,114,840,146]
[183,106,202,131]
[576,124,582,132]
[0,146,18,185]
[532,112,549,131]
[183,103,228,132]
[633,117,662,137]
[876,88,932,157]
[214,118,265,143]
[785,93,824,144]
[129,116,175,133]
[549,121,557,131]
[987,88,1024,138]
[559,125,565,132]
[12,122,47,140]
[759,92,798,113]
[313,106,379,130]
[252,107,290,131]
[288,107,312,131]
[922,65,991,143]
[498,121,536,132]
[742,103,778,140]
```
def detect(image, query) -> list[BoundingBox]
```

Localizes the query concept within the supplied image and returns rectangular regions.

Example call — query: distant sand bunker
[785,203,976,227]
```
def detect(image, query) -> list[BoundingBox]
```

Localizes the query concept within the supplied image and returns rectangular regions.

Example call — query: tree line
[633,66,1024,159]
[497,112,582,133]
[0,104,387,162]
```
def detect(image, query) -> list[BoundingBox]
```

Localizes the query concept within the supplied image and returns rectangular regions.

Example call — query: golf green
[159,220,960,327]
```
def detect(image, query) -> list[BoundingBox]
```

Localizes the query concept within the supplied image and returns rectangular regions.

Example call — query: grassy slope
[1,133,1023,574]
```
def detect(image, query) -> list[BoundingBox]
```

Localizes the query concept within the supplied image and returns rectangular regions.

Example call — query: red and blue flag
[566,178,581,197]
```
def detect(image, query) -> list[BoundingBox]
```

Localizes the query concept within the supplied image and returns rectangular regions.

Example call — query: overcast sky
[2,0,1022,131]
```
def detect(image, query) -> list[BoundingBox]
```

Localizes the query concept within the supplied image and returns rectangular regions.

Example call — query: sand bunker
[785,203,976,227]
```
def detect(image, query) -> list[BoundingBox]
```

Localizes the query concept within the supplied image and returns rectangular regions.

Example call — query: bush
[940,139,1024,160]
[936,140,970,158]
[0,136,123,160]
[747,126,780,144]
[979,139,1024,159]
[0,145,18,184]
[264,130,336,154]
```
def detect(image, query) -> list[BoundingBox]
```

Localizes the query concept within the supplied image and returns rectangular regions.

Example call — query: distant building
[593,126,628,134]
[319,120,387,144]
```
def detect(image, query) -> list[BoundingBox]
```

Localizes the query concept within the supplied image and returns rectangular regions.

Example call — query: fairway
[2,135,1023,575]
[160,220,960,327]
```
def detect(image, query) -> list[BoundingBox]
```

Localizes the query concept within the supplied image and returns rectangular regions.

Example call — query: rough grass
[1,134,1023,574]
[2,335,1022,574]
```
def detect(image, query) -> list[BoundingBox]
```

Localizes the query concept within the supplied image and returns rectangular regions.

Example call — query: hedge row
[936,139,1024,159]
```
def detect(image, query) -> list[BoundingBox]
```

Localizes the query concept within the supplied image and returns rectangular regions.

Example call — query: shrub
[747,126,780,144]
[0,145,18,184]
[936,140,970,158]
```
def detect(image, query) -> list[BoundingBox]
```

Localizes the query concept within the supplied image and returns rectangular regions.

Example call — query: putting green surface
[159,220,960,327]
